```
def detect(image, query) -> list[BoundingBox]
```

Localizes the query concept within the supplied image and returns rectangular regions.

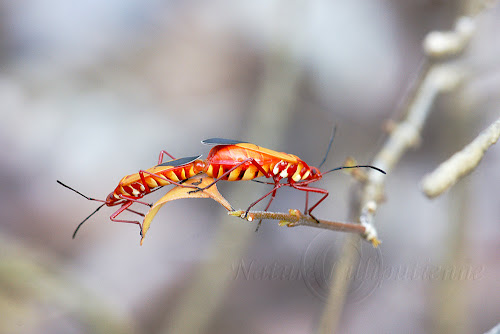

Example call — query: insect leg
[110,201,143,234]
[255,186,279,232]
[305,188,309,214]
[244,182,283,218]
[125,207,146,217]
[158,150,176,164]
[118,194,152,207]
[289,184,329,224]
[251,179,275,185]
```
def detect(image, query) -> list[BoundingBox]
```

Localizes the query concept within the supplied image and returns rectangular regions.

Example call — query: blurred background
[0,1,499,333]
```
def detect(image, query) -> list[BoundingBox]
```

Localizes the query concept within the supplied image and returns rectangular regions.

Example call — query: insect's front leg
[109,201,143,235]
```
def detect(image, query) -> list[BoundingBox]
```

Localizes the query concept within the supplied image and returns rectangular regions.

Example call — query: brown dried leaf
[140,174,233,245]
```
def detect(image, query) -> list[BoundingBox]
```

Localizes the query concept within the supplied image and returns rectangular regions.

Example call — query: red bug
[191,135,385,228]
[58,152,203,238]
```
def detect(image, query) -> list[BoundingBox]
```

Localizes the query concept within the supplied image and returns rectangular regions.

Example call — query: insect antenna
[57,180,106,203]
[318,125,336,169]
[57,180,107,238]
[323,165,386,175]
[72,203,105,239]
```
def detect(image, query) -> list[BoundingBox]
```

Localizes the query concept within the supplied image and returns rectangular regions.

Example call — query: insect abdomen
[205,145,275,181]
[114,164,198,198]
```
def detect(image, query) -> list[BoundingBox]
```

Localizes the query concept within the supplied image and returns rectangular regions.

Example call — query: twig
[228,209,380,247]
[421,116,500,198]
[359,64,466,233]
[317,14,472,334]
[484,323,500,334]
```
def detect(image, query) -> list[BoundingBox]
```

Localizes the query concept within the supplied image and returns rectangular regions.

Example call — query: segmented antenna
[318,126,336,169]
[323,165,386,175]
[72,204,105,239]
[57,180,106,238]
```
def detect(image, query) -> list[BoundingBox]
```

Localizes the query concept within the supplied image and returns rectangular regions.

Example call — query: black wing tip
[201,138,247,146]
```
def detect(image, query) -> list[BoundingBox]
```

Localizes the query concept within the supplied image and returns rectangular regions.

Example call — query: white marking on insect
[292,173,301,182]
[273,162,282,175]
[302,170,310,179]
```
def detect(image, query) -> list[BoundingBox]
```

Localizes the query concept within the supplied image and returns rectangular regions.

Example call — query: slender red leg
[191,158,272,193]
[139,171,152,193]
[125,207,146,217]
[158,150,176,164]
[289,183,329,223]
[118,194,151,207]
[262,189,278,212]
[305,189,309,214]
[110,201,143,234]
[255,186,279,231]
[244,182,283,217]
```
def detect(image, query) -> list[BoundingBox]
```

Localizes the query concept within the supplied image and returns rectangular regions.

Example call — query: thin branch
[317,14,473,334]
[484,323,500,334]
[359,64,466,233]
[228,210,380,247]
[314,64,464,333]
[421,116,500,198]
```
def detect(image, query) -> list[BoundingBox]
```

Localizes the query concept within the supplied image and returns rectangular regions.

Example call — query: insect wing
[119,155,201,186]
[202,139,298,163]
[234,143,299,164]
[201,138,247,146]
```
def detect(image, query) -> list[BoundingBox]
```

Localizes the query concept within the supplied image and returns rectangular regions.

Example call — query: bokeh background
[0,1,499,333]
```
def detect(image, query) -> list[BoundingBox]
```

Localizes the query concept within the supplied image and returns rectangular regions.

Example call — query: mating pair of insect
[58,134,385,239]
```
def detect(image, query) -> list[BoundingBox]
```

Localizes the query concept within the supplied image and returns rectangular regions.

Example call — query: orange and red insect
[59,132,386,238]
[190,136,386,227]
[58,152,202,238]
